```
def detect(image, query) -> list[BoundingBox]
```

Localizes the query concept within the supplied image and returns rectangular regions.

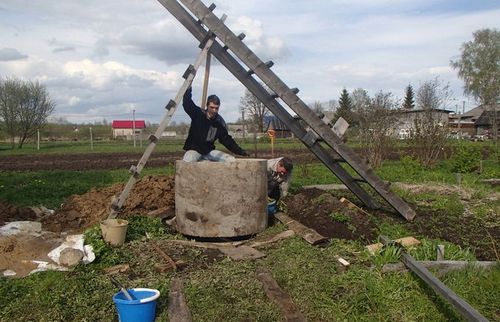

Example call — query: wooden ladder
[157,0,416,220]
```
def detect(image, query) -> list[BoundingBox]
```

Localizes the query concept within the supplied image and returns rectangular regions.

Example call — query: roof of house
[264,115,289,131]
[460,104,499,120]
[112,120,146,129]
[475,111,500,127]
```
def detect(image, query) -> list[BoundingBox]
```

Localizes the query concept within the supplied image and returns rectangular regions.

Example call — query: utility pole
[90,127,94,150]
[132,109,136,148]
[242,108,246,141]
[37,129,40,151]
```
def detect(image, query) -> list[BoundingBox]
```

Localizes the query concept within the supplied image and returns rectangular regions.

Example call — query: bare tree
[239,88,269,133]
[0,78,55,148]
[358,91,398,168]
[409,77,451,167]
[310,101,324,116]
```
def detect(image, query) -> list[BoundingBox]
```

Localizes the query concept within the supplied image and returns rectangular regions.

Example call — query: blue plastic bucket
[113,288,160,322]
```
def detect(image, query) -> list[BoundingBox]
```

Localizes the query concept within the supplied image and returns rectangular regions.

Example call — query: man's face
[206,102,219,120]
[276,163,288,176]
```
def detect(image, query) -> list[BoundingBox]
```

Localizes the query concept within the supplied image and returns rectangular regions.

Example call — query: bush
[450,143,481,173]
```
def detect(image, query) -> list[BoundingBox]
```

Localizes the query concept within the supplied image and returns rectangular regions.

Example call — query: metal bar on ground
[380,236,488,322]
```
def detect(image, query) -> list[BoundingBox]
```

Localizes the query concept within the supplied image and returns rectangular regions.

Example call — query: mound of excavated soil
[283,188,378,243]
[41,175,175,233]
[0,202,38,226]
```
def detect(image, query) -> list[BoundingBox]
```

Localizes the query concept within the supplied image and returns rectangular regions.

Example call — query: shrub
[450,143,481,173]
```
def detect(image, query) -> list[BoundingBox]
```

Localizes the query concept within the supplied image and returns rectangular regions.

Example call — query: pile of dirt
[41,175,176,233]
[283,188,378,243]
[0,201,38,226]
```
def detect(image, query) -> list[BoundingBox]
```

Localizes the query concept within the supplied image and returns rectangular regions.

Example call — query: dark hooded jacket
[182,88,247,156]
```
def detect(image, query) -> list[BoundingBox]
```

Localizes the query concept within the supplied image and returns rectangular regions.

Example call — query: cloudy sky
[1,0,499,124]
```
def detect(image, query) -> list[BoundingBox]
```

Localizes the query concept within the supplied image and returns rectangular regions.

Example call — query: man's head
[206,94,221,120]
[277,157,293,176]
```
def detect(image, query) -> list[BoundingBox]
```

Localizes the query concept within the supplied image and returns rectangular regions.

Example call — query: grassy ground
[0,138,305,155]
[0,143,499,321]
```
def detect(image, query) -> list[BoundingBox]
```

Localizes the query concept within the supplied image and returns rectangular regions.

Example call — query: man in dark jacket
[182,87,249,162]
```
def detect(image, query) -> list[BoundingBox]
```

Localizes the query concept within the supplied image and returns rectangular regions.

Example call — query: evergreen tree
[402,84,415,109]
[335,88,355,124]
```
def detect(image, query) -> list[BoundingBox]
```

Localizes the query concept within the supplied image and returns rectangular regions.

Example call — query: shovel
[110,276,135,301]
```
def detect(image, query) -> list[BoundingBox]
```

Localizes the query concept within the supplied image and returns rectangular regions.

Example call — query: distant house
[264,115,292,138]
[451,104,499,138]
[475,110,500,137]
[393,108,452,138]
[112,120,146,139]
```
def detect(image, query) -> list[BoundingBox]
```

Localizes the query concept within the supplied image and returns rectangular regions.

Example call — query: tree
[335,88,355,125]
[402,84,415,109]
[409,78,451,167]
[239,88,269,133]
[0,78,55,148]
[358,91,398,168]
[310,101,324,116]
[451,28,500,140]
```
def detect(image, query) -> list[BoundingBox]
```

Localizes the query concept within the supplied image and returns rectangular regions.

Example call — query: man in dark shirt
[182,87,249,162]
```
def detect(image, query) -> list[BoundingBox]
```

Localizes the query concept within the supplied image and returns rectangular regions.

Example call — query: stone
[59,248,84,267]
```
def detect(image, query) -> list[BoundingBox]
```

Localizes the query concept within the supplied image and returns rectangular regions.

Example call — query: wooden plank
[164,240,265,260]
[245,230,295,248]
[366,236,420,255]
[168,278,192,322]
[340,197,372,217]
[256,267,307,322]
[219,246,266,260]
[381,260,498,274]
[275,212,329,246]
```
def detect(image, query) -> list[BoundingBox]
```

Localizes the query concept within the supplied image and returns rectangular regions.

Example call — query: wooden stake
[436,244,445,261]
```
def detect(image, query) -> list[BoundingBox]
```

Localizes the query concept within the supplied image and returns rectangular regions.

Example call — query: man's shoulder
[214,115,227,129]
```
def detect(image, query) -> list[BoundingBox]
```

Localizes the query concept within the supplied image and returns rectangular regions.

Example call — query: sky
[0,0,499,124]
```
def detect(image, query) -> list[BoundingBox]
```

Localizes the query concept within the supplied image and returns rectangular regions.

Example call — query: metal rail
[380,236,489,322]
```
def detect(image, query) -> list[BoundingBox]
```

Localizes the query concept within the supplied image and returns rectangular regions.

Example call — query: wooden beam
[256,267,307,322]
[168,278,193,322]
[275,212,329,246]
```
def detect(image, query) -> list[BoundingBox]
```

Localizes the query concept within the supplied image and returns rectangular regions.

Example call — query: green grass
[0,138,305,155]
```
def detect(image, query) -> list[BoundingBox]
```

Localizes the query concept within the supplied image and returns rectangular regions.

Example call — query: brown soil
[0,201,38,226]
[0,233,62,277]
[283,188,378,243]
[0,149,316,171]
[41,175,176,233]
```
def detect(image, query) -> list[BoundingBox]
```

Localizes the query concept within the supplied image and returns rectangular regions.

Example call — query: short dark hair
[206,94,220,106]
[280,157,293,172]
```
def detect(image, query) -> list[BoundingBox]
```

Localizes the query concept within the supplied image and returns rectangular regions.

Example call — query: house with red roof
[112,120,146,139]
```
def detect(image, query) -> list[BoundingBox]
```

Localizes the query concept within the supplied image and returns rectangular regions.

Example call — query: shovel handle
[110,277,134,301]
